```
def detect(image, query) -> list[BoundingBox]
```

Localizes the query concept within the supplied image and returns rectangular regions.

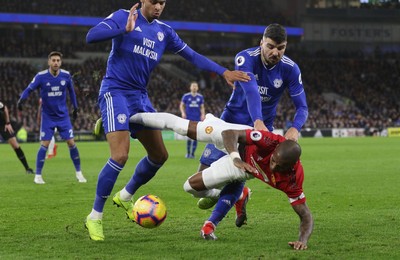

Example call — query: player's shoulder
[155,19,172,29]
[182,92,191,98]
[104,9,129,24]
[37,69,48,76]
[59,69,71,75]
[235,47,260,67]
[279,55,298,68]
[237,46,260,58]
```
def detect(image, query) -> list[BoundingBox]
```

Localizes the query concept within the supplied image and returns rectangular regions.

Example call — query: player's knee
[183,179,195,194]
[112,153,129,165]
[149,150,168,164]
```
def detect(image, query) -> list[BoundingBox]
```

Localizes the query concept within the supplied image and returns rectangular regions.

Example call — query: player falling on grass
[17,51,86,184]
[130,112,314,250]
[0,101,34,174]
[180,81,205,159]
[196,24,309,229]
[83,0,250,241]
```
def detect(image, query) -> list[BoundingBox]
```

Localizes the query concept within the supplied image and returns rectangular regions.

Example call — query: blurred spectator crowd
[1,50,399,136]
[0,0,294,26]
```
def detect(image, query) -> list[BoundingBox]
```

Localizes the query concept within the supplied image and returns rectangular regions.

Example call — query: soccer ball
[132,194,167,228]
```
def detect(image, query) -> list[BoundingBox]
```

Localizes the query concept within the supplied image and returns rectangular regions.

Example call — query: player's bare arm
[222,70,250,88]
[254,119,268,131]
[288,202,313,250]
[284,127,299,142]
[221,129,257,173]
[126,3,139,32]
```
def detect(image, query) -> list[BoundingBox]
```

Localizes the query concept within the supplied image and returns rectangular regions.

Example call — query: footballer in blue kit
[18,51,86,184]
[197,24,309,234]
[84,0,250,241]
[180,81,205,158]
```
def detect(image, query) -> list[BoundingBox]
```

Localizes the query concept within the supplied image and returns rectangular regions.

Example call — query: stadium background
[0,0,399,142]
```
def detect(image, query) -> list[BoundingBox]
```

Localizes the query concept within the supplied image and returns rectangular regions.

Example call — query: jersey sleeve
[86,9,127,43]
[244,129,286,156]
[67,76,78,109]
[286,63,308,131]
[234,51,263,123]
[20,73,41,100]
[286,163,306,206]
[177,44,227,76]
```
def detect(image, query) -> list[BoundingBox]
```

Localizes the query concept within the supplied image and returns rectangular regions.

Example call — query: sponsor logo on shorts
[205,126,213,134]
[117,113,127,124]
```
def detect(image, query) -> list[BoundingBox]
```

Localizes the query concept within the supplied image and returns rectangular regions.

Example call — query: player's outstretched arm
[222,70,251,89]
[288,203,313,250]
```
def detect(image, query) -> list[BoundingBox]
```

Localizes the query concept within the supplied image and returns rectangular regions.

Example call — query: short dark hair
[263,24,287,44]
[48,51,63,59]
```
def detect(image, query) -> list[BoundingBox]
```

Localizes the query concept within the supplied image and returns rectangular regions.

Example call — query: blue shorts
[199,143,227,167]
[98,90,156,138]
[40,113,73,141]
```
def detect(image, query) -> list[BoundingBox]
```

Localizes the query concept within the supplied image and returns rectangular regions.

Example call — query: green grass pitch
[0,137,399,259]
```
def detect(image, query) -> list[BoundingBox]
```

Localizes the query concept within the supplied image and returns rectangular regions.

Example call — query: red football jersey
[243,129,306,206]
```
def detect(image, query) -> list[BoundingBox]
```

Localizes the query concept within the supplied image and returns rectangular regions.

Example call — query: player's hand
[284,127,299,142]
[232,158,257,173]
[126,3,139,32]
[73,108,79,121]
[17,99,24,111]
[254,119,268,131]
[288,241,308,250]
[222,70,250,89]
[5,123,14,134]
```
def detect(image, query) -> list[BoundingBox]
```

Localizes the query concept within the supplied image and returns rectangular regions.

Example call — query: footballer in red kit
[243,129,306,206]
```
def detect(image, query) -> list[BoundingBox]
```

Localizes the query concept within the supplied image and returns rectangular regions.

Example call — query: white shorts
[201,154,254,189]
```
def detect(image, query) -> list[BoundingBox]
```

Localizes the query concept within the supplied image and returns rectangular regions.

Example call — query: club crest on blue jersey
[203,147,212,158]
[157,32,164,41]
[273,78,283,88]
[117,114,127,124]
[61,80,66,86]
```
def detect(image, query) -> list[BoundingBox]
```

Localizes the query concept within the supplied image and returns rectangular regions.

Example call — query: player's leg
[185,138,192,158]
[35,115,54,184]
[5,131,33,174]
[116,129,168,211]
[130,112,251,147]
[66,138,86,183]
[113,94,168,221]
[190,140,197,158]
[46,135,56,159]
[34,139,50,184]
[86,91,130,241]
[58,118,86,183]
[183,156,251,240]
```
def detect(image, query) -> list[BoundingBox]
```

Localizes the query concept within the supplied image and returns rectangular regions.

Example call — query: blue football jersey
[20,69,77,119]
[181,93,204,121]
[96,9,187,91]
[88,8,227,93]
[222,46,308,131]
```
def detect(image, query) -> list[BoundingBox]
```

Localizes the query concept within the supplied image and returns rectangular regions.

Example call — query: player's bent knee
[183,180,195,193]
